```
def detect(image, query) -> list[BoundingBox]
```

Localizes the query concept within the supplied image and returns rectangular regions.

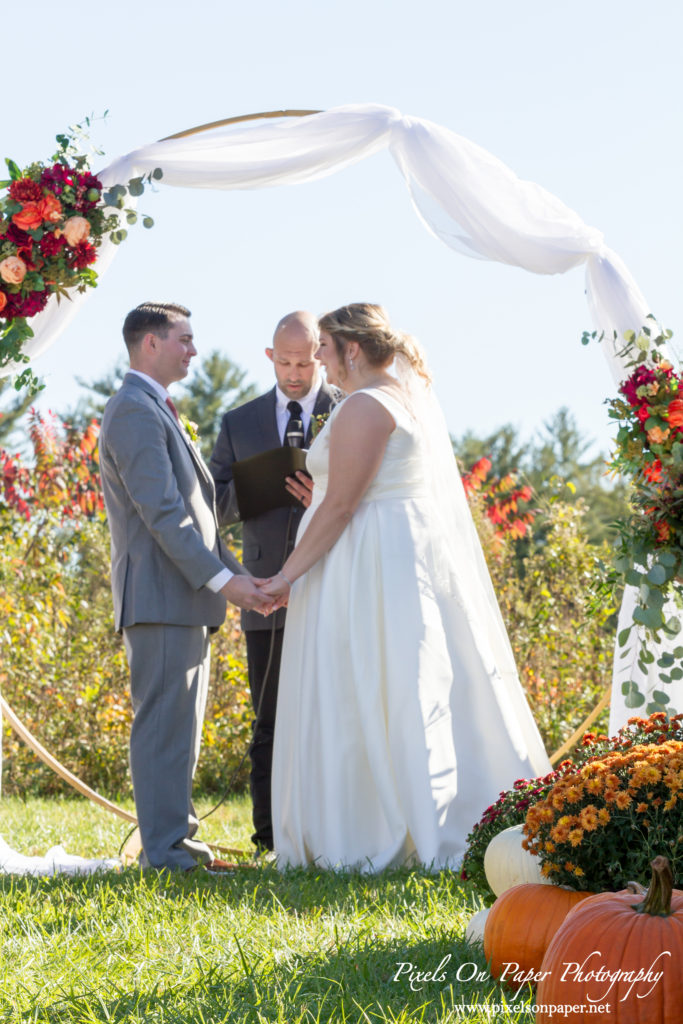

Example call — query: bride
[260,303,550,870]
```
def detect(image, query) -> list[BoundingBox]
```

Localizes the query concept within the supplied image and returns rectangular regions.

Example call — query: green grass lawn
[0,796,534,1024]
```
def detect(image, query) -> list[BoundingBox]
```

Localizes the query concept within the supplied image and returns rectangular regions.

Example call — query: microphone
[284,401,304,448]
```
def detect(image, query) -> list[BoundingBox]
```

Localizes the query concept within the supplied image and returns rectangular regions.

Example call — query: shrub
[1,411,251,798]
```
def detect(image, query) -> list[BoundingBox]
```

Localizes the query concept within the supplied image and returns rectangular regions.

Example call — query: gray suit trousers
[123,623,213,870]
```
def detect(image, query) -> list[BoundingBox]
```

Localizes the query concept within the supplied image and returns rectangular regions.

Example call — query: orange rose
[647,425,670,444]
[668,398,683,428]
[12,202,43,232]
[0,291,6,313]
[38,194,62,224]
[0,255,27,285]
[62,216,91,246]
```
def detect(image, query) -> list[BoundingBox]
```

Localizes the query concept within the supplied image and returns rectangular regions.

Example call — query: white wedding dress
[271,386,550,871]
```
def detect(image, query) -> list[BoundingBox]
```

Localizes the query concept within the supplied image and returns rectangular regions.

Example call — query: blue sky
[4,0,682,457]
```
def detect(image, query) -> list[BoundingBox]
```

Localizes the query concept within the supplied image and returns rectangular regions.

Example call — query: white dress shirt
[127,369,232,593]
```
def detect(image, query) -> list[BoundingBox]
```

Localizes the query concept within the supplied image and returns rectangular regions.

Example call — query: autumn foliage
[0,411,250,797]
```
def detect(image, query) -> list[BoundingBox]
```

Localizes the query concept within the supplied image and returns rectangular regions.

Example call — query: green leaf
[125,211,138,225]
[647,564,668,585]
[660,551,678,568]
[633,605,664,630]
[652,690,671,704]
[5,158,21,181]
[673,646,683,658]
[657,653,675,668]
[127,177,145,198]
[622,681,646,708]
[640,649,655,664]
[625,569,643,587]
[152,167,163,180]
[142,216,154,229]
[617,627,632,648]
[670,667,683,681]
[664,616,682,636]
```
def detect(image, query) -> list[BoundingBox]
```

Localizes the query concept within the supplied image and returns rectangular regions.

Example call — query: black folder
[232,446,310,520]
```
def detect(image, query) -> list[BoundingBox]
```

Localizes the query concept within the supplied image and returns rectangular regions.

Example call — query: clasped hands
[221,571,291,615]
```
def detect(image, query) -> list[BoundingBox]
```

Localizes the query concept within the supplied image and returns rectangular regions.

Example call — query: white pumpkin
[465,907,490,944]
[483,823,550,896]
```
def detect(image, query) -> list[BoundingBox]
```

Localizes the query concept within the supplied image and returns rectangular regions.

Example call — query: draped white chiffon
[272,388,550,871]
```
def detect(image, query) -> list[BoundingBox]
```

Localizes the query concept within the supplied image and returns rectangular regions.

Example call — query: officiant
[209,311,337,854]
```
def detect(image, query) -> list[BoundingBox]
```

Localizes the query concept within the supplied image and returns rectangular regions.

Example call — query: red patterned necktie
[165,397,180,421]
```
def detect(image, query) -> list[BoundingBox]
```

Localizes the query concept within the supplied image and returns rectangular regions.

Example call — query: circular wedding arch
[1,102,662,830]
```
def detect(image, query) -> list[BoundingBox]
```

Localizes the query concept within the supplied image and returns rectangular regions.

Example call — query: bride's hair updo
[318,303,431,384]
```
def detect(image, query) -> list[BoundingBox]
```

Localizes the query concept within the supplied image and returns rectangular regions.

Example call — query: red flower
[39,163,74,194]
[621,365,656,406]
[643,459,663,483]
[69,241,97,269]
[2,290,49,319]
[9,178,43,203]
[5,223,32,247]
[39,232,66,257]
[636,404,651,427]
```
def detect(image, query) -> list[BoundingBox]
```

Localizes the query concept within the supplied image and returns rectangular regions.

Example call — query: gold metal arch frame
[160,108,322,142]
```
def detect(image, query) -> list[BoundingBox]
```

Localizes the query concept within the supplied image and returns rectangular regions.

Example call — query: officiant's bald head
[266,311,320,401]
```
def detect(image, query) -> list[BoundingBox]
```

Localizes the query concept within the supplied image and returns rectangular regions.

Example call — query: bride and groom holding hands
[98,300,550,875]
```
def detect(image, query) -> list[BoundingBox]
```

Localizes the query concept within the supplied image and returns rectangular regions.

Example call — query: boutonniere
[179,413,200,444]
[311,412,330,439]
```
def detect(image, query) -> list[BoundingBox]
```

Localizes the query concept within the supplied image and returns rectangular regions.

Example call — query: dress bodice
[305,387,427,505]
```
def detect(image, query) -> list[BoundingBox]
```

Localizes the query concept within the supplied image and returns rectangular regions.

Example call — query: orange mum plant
[523,731,683,892]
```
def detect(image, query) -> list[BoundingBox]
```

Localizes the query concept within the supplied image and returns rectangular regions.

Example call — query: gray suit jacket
[99,372,243,632]
[209,381,337,631]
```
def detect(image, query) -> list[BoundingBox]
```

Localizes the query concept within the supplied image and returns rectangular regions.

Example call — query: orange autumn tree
[461,455,615,752]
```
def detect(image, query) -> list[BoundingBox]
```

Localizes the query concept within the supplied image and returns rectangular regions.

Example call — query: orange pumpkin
[536,857,683,1023]
[484,882,593,986]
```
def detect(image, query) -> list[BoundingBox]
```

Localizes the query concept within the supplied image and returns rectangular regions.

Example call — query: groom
[98,301,272,872]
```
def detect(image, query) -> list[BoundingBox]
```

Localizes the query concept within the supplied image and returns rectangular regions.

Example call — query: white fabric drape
[3,103,669,733]
[0,836,119,876]
[3,104,651,379]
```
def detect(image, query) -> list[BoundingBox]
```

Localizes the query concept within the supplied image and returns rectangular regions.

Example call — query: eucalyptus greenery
[585,320,683,714]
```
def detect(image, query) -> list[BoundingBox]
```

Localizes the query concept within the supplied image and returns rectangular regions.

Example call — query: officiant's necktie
[284,400,304,448]
[165,397,180,421]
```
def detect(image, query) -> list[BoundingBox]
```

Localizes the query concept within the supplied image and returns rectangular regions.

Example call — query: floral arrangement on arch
[0,118,161,393]
[586,320,683,714]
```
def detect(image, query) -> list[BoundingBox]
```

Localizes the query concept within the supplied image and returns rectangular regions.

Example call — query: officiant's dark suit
[209,311,337,851]
[99,302,270,872]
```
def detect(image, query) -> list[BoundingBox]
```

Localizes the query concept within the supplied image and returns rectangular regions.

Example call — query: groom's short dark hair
[123,302,191,352]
